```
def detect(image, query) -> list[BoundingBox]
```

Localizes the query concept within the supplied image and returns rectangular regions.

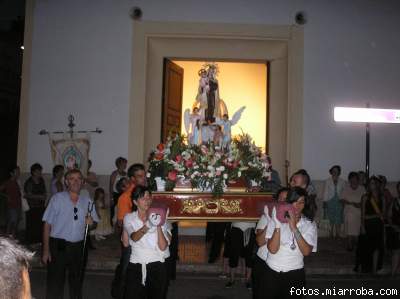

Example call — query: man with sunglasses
[42,169,99,299]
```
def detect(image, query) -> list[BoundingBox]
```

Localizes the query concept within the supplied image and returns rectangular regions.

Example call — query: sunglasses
[74,207,78,221]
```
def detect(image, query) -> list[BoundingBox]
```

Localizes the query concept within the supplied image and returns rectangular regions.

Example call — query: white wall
[24,0,400,180]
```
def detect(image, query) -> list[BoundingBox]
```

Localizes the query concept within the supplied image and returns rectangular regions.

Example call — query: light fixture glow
[20,45,24,50]
[334,107,400,123]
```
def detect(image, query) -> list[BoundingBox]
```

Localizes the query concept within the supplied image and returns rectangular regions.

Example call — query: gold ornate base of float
[152,191,273,221]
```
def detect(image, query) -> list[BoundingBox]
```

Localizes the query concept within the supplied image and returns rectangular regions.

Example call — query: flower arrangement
[147,132,271,197]
[147,134,188,191]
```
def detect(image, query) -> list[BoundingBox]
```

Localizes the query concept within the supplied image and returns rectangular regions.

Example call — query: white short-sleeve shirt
[123,211,171,265]
[265,216,317,272]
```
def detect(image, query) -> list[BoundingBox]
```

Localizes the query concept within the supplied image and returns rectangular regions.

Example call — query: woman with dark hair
[123,186,171,299]
[252,187,289,299]
[265,187,317,299]
[361,176,385,274]
[323,165,345,239]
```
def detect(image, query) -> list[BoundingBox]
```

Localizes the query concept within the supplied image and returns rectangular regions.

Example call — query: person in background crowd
[253,187,289,299]
[0,237,33,299]
[50,165,64,196]
[358,171,367,187]
[378,175,394,219]
[42,169,99,299]
[290,169,316,197]
[322,165,346,239]
[207,222,230,264]
[262,157,281,193]
[93,188,113,241]
[386,182,400,276]
[109,157,127,227]
[290,169,318,220]
[112,177,129,227]
[117,164,147,229]
[266,187,317,299]
[24,163,47,245]
[361,176,385,274]
[123,186,171,299]
[341,172,364,251]
[224,220,256,289]
[0,166,22,238]
[84,160,99,200]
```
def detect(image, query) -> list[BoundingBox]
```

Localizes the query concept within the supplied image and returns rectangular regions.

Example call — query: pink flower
[168,170,177,182]
[200,145,208,155]
[175,155,182,163]
[216,170,222,176]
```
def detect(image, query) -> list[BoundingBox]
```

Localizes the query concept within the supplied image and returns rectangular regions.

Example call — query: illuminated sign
[334,107,400,123]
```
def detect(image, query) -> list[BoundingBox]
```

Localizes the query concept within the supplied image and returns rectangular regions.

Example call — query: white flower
[238,171,241,177]
[216,166,225,172]
[146,172,151,178]
[223,173,228,180]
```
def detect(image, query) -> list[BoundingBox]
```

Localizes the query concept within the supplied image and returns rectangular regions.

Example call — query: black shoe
[225,280,234,288]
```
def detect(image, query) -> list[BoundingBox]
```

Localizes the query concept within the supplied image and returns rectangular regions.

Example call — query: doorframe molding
[130,21,304,176]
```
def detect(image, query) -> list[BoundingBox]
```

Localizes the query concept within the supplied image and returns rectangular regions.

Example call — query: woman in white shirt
[266,187,318,299]
[322,165,346,239]
[253,187,289,299]
[341,172,364,251]
[123,186,171,299]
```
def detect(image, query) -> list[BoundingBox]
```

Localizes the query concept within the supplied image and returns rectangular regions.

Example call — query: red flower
[156,143,165,152]
[175,155,182,163]
[185,160,193,168]
[168,170,177,182]
[155,153,164,160]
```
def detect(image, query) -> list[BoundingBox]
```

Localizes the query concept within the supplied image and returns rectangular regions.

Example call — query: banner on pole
[49,133,90,176]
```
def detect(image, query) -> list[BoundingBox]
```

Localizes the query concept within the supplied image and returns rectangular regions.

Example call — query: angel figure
[184,107,202,145]
[216,106,246,149]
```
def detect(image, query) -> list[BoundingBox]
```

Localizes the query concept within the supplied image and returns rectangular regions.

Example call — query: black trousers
[124,262,167,299]
[111,245,131,299]
[228,227,255,268]
[252,255,269,299]
[46,238,85,299]
[263,264,305,299]
[25,206,44,244]
[208,222,230,262]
